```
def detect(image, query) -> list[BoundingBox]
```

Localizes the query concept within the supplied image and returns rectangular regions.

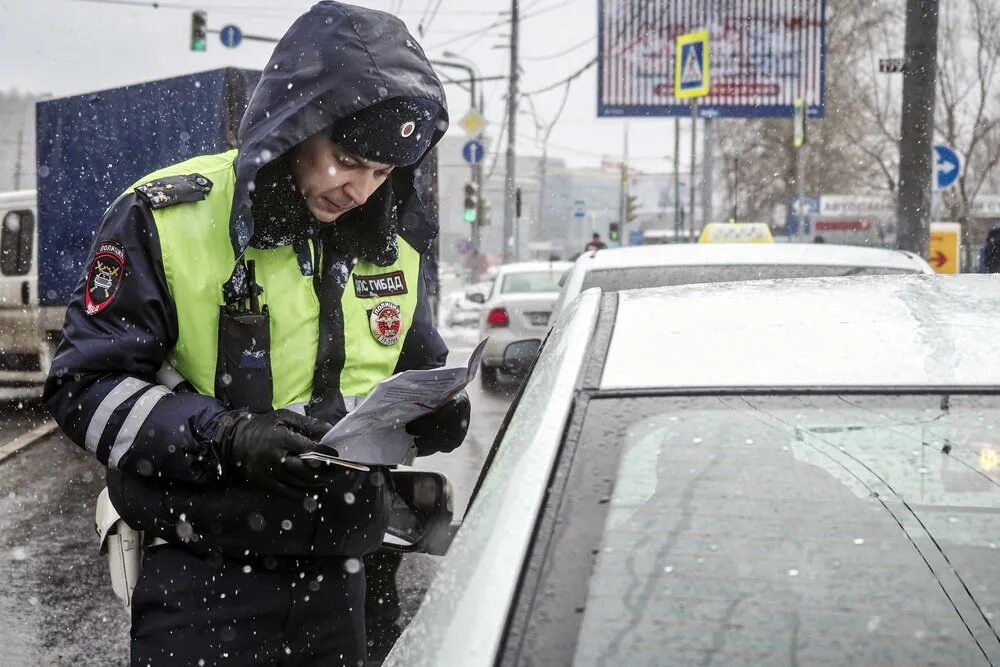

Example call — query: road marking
[0,421,59,464]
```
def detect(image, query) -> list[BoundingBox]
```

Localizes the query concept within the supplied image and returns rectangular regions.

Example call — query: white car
[389,274,1000,666]
[477,260,571,389]
[553,242,934,319]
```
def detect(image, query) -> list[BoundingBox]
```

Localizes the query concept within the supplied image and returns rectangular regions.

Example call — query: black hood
[229,1,448,272]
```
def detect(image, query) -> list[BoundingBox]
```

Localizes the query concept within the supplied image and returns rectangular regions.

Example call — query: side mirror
[382,469,455,556]
[502,339,541,376]
[466,292,485,304]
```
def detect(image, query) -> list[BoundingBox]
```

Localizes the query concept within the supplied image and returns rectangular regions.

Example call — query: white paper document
[312,338,488,465]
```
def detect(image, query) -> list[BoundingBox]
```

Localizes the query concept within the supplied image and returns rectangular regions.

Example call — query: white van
[0,189,49,387]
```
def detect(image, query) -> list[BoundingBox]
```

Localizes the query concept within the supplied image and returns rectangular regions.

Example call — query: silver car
[553,242,935,320]
[477,260,571,389]
[390,275,1000,666]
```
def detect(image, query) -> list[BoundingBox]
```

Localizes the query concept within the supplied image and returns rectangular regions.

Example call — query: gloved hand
[212,409,334,497]
[405,391,470,457]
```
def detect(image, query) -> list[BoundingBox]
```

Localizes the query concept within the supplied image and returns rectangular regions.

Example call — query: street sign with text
[879,58,906,73]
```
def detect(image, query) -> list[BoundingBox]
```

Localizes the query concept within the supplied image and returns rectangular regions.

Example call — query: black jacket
[44,1,449,558]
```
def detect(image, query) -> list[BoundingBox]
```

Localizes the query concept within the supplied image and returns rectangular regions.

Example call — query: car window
[580,264,917,292]
[501,270,565,294]
[504,393,1000,665]
[1,209,34,276]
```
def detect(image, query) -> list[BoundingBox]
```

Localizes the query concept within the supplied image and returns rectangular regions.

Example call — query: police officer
[43,3,469,665]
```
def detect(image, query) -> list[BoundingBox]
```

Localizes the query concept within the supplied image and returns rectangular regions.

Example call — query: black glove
[405,391,470,457]
[212,409,334,497]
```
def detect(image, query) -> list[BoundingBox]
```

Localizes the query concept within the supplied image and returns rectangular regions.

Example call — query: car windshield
[511,393,1000,665]
[500,270,565,294]
[580,264,918,292]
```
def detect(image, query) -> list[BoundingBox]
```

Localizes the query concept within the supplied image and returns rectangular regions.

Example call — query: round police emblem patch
[370,301,403,345]
[400,121,416,138]
[85,241,127,316]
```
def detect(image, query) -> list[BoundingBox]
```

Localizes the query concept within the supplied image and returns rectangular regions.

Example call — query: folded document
[308,338,488,467]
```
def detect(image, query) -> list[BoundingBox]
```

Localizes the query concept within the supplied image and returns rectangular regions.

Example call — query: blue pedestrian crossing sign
[933,144,961,190]
[675,31,710,99]
[220,25,243,48]
[462,140,485,165]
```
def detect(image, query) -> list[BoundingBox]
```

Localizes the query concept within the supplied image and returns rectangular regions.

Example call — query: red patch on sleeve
[85,241,127,315]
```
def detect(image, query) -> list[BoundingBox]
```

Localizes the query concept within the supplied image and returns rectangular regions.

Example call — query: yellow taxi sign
[929,221,960,273]
[699,222,773,244]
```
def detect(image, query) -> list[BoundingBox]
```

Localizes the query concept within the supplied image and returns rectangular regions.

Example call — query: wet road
[0,327,516,666]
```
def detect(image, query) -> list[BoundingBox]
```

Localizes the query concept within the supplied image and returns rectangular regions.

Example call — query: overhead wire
[426,0,577,51]
[522,35,596,61]
[519,0,654,98]
[422,0,445,36]
[523,57,597,95]
[416,0,436,37]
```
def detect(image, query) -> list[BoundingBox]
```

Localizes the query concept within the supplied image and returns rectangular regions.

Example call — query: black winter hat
[330,97,443,167]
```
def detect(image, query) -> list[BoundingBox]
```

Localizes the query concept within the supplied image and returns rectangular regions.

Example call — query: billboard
[598,0,826,118]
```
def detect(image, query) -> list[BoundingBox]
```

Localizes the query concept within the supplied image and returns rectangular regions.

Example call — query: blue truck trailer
[9,68,258,387]
[6,67,439,388]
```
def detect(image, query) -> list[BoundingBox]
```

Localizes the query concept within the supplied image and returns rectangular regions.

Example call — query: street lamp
[442,51,485,112]
[435,54,488,283]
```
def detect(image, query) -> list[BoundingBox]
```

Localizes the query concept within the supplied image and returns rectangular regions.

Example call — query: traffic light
[625,194,639,224]
[609,222,620,243]
[191,10,208,52]
[463,182,478,223]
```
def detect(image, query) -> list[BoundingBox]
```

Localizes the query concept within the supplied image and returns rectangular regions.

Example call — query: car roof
[576,242,933,273]
[602,274,1000,390]
[495,260,573,275]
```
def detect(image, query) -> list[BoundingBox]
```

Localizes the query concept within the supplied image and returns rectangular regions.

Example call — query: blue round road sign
[462,140,485,165]
[934,144,961,190]
[220,25,243,48]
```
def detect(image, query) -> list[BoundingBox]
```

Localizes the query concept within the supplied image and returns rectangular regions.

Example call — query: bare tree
[716,0,1000,259]
[935,0,1000,264]
[715,0,899,226]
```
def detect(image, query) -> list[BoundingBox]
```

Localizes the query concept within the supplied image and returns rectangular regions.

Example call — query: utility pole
[13,129,23,191]
[470,149,484,284]
[535,147,548,254]
[689,102,698,241]
[434,57,485,282]
[896,0,939,254]
[701,117,713,229]
[731,157,739,222]
[618,122,629,247]
[673,118,681,242]
[502,0,519,263]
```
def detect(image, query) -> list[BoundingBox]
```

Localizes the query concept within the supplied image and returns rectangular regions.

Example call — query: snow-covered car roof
[603,274,1000,389]
[577,242,933,273]
[493,260,572,275]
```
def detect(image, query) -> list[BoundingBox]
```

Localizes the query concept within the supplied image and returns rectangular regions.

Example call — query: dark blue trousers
[130,545,366,667]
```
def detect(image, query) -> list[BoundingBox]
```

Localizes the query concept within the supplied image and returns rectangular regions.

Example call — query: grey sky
[0,0,683,170]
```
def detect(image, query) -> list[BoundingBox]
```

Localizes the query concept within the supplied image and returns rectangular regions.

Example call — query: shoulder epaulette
[134,173,213,210]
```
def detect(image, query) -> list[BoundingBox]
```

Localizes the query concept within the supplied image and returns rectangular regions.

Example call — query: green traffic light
[464,209,477,223]
[192,39,207,52]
